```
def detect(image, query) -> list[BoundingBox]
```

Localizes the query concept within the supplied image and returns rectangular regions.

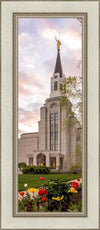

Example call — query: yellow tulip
[74,190,78,193]
[68,187,78,193]
[28,188,39,193]
[52,195,64,201]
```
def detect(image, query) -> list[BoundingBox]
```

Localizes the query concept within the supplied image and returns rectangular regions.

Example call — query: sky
[18,17,82,138]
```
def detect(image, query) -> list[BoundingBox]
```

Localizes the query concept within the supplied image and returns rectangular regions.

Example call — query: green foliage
[44,179,72,211]
[45,178,70,199]
[59,76,82,125]
[33,204,38,212]
[70,144,82,171]
[22,166,50,175]
[18,199,27,212]
[18,162,27,170]
[68,201,82,212]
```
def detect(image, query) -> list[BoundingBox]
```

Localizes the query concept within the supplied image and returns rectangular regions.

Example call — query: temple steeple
[54,50,63,77]
[54,38,63,77]
[49,39,66,98]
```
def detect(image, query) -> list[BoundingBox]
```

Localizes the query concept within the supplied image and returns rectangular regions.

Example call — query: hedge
[22,166,50,174]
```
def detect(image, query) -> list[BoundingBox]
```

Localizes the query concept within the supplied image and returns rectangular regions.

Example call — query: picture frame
[1,0,99,229]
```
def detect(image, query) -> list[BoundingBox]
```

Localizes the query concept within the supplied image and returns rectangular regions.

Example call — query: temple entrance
[50,157,56,169]
[37,153,46,166]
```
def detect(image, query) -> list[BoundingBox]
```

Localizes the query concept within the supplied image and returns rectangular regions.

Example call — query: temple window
[50,114,54,150]
[29,157,33,166]
[54,113,58,150]
[54,81,58,91]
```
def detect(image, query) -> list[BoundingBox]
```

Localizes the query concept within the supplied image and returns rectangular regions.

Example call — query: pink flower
[40,177,44,180]
[77,179,80,181]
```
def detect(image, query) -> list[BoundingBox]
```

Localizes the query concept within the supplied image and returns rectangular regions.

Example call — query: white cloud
[19,123,38,134]
[41,26,81,52]
[60,32,81,51]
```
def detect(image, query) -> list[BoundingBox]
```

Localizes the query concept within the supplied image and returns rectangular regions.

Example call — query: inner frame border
[13,12,87,218]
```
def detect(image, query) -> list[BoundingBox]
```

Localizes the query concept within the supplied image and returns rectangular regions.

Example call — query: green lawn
[18,173,82,191]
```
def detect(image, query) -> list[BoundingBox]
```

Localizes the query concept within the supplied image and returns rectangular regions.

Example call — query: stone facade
[18,49,82,170]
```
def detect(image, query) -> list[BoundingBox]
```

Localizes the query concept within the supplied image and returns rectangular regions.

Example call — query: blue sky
[18,17,82,137]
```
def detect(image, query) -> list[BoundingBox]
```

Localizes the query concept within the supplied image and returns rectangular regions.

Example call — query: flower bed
[18,178,82,212]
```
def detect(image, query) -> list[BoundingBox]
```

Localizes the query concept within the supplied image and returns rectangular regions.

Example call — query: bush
[18,162,27,170]
[22,166,50,174]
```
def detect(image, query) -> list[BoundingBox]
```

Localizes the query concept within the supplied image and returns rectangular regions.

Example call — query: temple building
[18,41,82,170]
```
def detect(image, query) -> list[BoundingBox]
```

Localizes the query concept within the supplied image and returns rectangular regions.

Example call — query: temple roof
[54,50,63,77]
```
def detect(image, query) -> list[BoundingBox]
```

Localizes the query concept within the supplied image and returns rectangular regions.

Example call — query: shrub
[18,162,27,171]
[22,166,50,174]
[22,166,30,174]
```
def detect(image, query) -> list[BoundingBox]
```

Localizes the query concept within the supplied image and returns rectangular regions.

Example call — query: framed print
[15,13,86,217]
[1,0,100,229]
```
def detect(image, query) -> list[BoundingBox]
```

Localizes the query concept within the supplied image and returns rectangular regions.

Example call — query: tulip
[68,187,78,193]
[40,177,44,180]
[28,188,39,193]
[39,189,47,195]
[72,181,79,188]
[52,195,64,201]
[42,196,46,202]
[19,191,24,196]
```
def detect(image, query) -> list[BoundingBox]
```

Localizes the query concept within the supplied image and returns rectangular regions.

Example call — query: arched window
[54,81,58,91]
[37,153,46,166]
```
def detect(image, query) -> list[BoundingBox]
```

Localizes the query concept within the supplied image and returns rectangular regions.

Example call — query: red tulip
[19,191,24,196]
[40,177,44,180]
[72,181,79,188]
[42,196,46,202]
[77,179,80,181]
[39,189,47,195]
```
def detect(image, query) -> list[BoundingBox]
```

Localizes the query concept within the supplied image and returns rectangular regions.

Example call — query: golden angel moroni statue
[55,37,61,51]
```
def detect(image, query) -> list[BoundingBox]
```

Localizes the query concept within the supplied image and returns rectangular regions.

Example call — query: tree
[18,162,27,171]
[70,144,82,171]
[59,76,82,171]
[59,76,82,125]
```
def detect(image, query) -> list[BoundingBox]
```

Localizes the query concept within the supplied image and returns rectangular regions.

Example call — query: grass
[18,173,82,191]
